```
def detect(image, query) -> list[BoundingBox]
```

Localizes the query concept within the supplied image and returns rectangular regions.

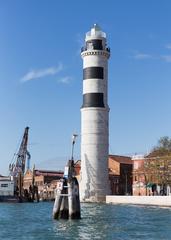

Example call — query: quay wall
[106,196,171,206]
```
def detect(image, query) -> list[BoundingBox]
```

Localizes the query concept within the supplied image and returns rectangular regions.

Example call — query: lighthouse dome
[86,24,106,41]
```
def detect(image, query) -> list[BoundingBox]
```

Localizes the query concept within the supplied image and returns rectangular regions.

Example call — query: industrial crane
[9,126,30,178]
[8,127,38,202]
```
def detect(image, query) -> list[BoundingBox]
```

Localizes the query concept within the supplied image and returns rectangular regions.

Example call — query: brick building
[132,154,171,196]
[23,169,64,200]
[108,155,133,195]
[23,155,133,199]
[74,155,133,195]
[132,155,147,195]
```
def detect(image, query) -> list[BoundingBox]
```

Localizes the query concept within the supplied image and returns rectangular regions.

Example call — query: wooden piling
[53,178,69,219]
[68,177,81,219]
[53,160,81,220]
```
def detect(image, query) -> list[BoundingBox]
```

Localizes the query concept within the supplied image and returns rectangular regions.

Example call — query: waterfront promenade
[106,195,171,206]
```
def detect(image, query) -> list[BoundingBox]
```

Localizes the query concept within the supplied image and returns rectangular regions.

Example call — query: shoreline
[106,195,171,207]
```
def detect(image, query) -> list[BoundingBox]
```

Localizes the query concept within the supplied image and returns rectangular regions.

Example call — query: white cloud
[161,55,171,62]
[132,48,171,63]
[133,53,153,60]
[58,76,72,84]
[165,44,171,50]
[21,63,63,82]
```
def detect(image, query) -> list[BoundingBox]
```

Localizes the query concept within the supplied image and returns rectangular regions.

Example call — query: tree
[150,136,171,156]
[133,137,171,195]
[144,136,171,192]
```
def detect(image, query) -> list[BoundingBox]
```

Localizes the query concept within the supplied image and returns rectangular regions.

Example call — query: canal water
[0,202,171,240]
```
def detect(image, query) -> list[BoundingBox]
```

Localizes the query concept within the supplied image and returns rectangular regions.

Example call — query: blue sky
[0,0,171,175]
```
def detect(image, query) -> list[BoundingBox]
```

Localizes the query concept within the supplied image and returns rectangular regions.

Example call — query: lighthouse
[80,24,111,202]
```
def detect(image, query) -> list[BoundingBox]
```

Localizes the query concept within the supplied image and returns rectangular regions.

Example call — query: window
[1,184,8,188]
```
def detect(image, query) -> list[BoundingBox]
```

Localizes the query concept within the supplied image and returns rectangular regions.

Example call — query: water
[0,202,171,240]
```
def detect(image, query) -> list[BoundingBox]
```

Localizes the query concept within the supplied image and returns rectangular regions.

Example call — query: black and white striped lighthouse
[80,24,111,202]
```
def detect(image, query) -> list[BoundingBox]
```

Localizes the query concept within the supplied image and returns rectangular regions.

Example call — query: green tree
[144,136,171,189]
[152,136,171,156]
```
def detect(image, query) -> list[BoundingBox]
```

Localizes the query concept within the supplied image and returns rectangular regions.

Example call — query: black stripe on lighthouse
[82,93,104,108]
[83,67,103,80]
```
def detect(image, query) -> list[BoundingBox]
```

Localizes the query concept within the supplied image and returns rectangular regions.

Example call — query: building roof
[109,155,133,164]
[0,176,11,181]
[34,169,64,177]
[74,156,133,166]
[0,174,7,177]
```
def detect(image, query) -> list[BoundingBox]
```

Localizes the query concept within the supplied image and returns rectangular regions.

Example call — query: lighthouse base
[80,195,106,203]
[80,184,111,203]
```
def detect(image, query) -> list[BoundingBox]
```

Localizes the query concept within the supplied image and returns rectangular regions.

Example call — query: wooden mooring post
[53,160,81,220]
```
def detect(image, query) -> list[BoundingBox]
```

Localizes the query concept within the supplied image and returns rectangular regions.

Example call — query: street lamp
[67,134,78,180]
[71,134,78,161]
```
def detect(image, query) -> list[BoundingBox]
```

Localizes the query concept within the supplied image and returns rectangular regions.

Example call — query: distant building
[74,155,133,196]
[23,169,33,190]
[108,155,133,195]
[132,155,147,195]
[132,154,171,196]
[0,176,14,196]
[23,169,64,200]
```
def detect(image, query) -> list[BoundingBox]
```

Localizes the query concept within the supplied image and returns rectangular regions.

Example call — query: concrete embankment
[106,196,171,207]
